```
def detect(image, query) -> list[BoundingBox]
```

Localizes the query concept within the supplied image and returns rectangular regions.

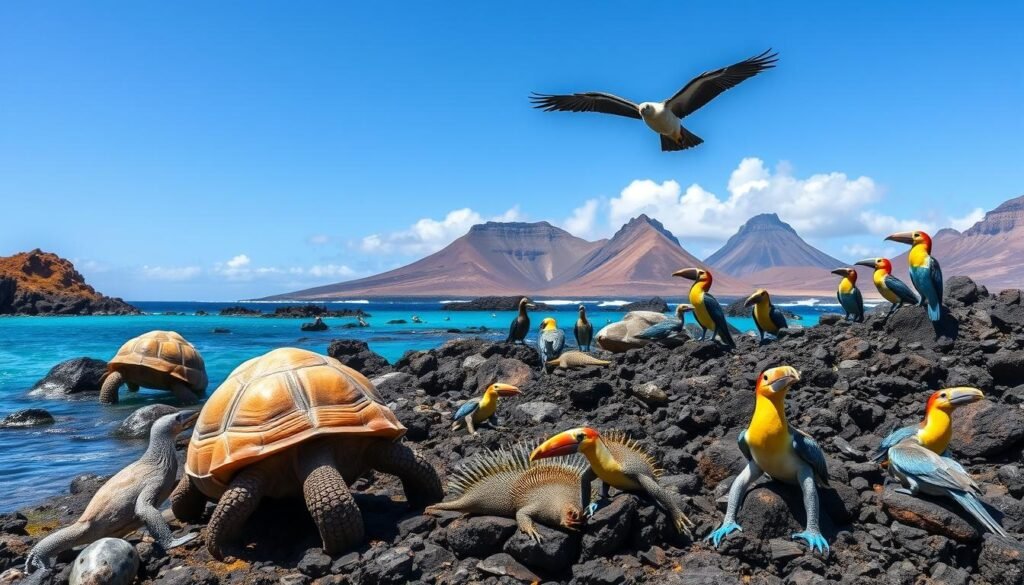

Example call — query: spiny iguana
[547,351,610,369]
[425,444,589,541]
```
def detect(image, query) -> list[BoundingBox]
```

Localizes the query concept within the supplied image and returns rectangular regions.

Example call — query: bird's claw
[705,522,741,548]
[791,530,829,555]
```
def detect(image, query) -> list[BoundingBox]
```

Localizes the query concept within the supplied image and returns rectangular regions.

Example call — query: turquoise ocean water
[0,297,830,511]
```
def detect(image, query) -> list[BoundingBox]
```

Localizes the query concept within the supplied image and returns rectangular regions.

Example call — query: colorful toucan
[831,268,864,322]
[707,366,831,554]
[886,230,944,321]
[451,383,521,434]
[672,267,735,348]
[574,305,594,351]
[855,258,918,318]
[744,289,787,343]
[537,317,566,372]
[875,388,1008,537]
[635,304,693,345]
[530,427,694,534]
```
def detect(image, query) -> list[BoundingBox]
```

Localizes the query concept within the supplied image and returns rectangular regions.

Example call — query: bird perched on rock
[855,258,919,318]
[707,366,831,554]
[531,427,693,534]
[875,388,1008,537]
[451,383,521,434]
[744,289,787,343]
[536,317,566,372]
[574,305,594,352]
[425,444,588,542]
[886,231,944,321]
[506,297,534,344]
[635,304,693,346]
[531,50,778,152]
[673,268,734,348]
[25,411,199,577]
[831,268,864,322]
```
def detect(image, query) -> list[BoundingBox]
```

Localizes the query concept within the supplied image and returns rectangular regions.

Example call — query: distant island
[442,296,553,311]
[0,250,138,316]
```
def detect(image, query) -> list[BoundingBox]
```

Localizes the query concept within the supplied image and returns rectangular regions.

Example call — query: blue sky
[1,2,1021,300]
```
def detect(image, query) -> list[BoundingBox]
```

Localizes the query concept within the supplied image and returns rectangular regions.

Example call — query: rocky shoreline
[3,276,1024,584]
[0,250,138,316]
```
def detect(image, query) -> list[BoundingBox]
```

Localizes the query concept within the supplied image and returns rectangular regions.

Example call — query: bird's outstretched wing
[884,275,919,305]
[791,427,829,485]
[452,398,481,421]
[530,92,641,119]
[666,50,778,119]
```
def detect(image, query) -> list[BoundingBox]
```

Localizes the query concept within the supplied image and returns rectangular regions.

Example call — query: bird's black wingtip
[753,48,780,67]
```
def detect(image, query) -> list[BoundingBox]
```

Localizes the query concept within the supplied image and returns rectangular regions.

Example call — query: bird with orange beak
[530,427,693,534]
[874,388,1009,537]
[451,383,521,434]
[743,289,787,343]
[886,230,944,321]
[830,268,864,322]
[707,366,831,554]
[672,267,734,348]
[854,257,918,319]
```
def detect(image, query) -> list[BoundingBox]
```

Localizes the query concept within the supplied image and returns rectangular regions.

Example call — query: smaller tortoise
[171,347,442,559]
[100,330,207,405]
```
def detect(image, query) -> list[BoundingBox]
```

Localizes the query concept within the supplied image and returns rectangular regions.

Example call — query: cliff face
[704,213,844,277]
[0,250,138,315]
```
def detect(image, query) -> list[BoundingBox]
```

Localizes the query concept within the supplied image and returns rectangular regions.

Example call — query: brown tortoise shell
[185,347,405,491]
[106,330,208,392]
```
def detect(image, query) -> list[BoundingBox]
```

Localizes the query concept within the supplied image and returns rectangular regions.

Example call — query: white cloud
[226,254,250,269]
[841,243,900,261]
[562,199,601,239]
[359,206,526,255]
[857,211,936,237]
[607,158,890,242]
[948,207,985,231]
[306,264,356,278]
[142,265,201,281]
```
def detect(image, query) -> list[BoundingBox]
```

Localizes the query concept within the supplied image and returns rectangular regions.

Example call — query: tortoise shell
[186,348,404,492]
[107,330,207,392]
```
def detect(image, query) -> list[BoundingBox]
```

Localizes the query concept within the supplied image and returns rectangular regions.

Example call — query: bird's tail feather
[950,491,1009,537]
[927,300,941,322]
[660,128,704,152]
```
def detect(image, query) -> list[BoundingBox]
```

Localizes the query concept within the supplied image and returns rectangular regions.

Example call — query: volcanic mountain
[704,213,844,276]
[0,249,138,315]
[540,215,749,297]
[269,222,604,299]
[890,195,1024,292]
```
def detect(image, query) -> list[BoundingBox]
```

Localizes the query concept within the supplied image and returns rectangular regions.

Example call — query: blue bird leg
[791,463,829,554]
[707,461,762,547]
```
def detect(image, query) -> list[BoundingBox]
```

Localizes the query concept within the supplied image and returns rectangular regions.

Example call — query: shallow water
[0,298,827,511]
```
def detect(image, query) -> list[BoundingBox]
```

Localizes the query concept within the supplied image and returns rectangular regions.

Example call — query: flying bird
[530,49,778,152]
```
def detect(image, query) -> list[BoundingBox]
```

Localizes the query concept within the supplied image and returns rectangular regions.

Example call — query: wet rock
[114,404,178,439]
[516,401,560,424]
[504,524,578,574]
[476,553,540,583]
[950,400,1024,457]
[632,382,668,406]
[69,538,138,585]
[978,535,1024,585]
[28,357,108,397]
[580,495,637,560]
[327,339,390,376]
[0,408,54,428]
[445,516,517,559]
[880,485,980,542]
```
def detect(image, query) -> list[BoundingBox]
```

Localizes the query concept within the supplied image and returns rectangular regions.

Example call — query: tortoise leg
[206,466,266,560]
[368,440,443,508]
[99,371,124,404]
[299,442,364,555]
[170,382,199,406]
[171,474,208,523]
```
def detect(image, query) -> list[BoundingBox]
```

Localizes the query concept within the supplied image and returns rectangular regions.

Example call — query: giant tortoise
[100,330,207,405]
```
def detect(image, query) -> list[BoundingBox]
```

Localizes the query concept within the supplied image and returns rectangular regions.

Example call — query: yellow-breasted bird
[874,388,1008,537]
[707,366,830,554]
[886,230,944,322]
[831,267,864,322]
[744,289,787,343]
[451,383,521,434]
[531,427,693,534]
[537,317,566,373]
[672,267,734,348]
[855,258,918,318]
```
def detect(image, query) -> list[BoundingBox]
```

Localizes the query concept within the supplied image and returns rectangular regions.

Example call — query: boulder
[476,553,541,583]
[580,495,637,560]
[29,357,108,397]
[619,297,669,313]
[69,538,139,585]
[945,276,981,305]
[1,408,54,428]
[504,524,578,573]
[327,339,391,376]
[880,485,981,542]
[114,404,178,439]
[300,320,328,331]
[950,400,1024,457]
[978,534,1024,585]
[882,305,959,349]
[989,351,1024,387]
[515,401,561,424]
[445,516,518,559]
